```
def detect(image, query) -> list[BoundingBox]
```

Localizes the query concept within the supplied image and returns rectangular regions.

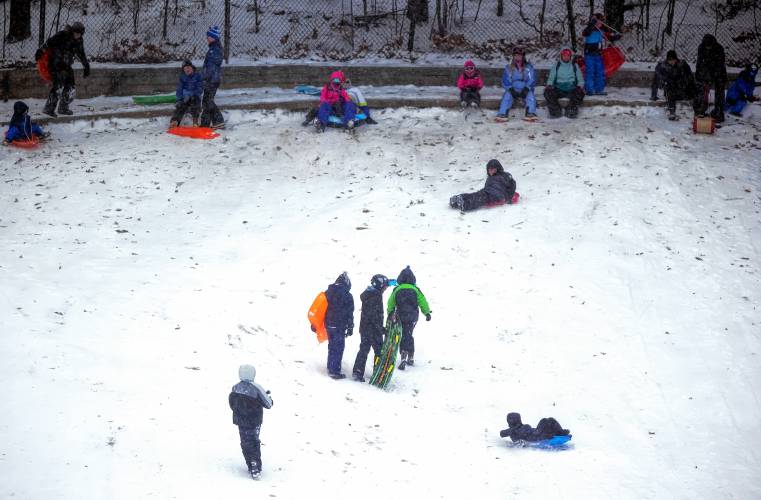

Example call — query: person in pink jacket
[315,70,357,132]
[457,60,484,109]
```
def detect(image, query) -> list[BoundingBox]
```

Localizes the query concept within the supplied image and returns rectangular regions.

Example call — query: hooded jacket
[203,39,224,85]
[5,102,43,142]
[320,71,352,105]
[229,365,273,428]
[42,26,89,71]
[387,267,431,324]
[652,57,696,95]
[547,48,585,92]
[176,64,204,101]
[359,285,385,337]
[325,273,355,333]
[499,412,569,442]
[502,59,536,91]
[457,61,484,91]
[483,159,517,203]
[727,65,759,105]
[695,34,727,84]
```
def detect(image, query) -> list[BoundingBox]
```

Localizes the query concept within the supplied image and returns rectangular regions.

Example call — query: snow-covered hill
[1,106,760,499]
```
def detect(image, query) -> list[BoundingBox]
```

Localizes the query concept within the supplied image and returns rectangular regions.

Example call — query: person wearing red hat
[544,47,585,118]
[457,60,484,109]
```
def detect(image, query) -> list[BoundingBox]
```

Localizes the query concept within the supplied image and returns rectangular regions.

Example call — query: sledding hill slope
[1,107,760,499]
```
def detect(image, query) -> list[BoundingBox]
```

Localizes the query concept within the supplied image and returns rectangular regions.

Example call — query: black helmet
[371,274,389,291]
[70,22,85,34]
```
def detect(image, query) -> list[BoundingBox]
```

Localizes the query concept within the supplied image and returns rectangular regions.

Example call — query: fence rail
[1,1,759,66]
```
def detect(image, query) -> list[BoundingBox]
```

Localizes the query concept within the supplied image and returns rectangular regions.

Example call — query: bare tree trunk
[539,0,547,43]
[132,0,140,35]
[53,0,63,34]
[664,0,675,36]
[497,0,503,17]
[350,0,355,49]
[163,0,169,38]
[407,15,416,51]
[588,0,594,17]
[254,0,260,33]
[6,0,32,43]
[474,0,483,23]
[604,0,625,31]
[224,0,230,62]
[39,0,47,47]
[565,0,577,51]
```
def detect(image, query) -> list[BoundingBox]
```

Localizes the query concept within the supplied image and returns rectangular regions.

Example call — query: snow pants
[460,89,481,107]
[694,81,725,119]
[584,53,605,94]
[5,124,44,142]
[664,84,697,114]
[456,190,489,211]
[171,96,201,124]
[535,417,567,439]
[45,61,75,114]
[400,320,417,359]
[352,328,383,378]
[326,326,346,375]
[498,87,537,115]
[544,86,585,118]
[200,83,224,127]
[317,100,356,126]
[238,424,262,468]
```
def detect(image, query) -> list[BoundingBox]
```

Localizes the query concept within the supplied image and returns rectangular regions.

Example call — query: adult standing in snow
[544,47,585,119]
[387,266,431,370]
[694,34,727,123]
[352,274,388,382]
[650,50,697,120]
[200,26,225,129]
[37,22,90,117]
[325,272,355,379]
[496,47,537,120]
[581,13,620,96]
[229,364,273,479]
[449,159,517,212]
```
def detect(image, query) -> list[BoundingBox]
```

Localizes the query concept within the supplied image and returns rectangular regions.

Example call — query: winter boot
[43,91,58,117]
[57,95,73,116]
[314,118,325,133]
[346,119,355,130]
[398,351,408,370]
[565,106,578,119]
[328,372,346,380]
[460,101,467,110]
[352,372,365,382]
[365,117,378,125]
[169,120,179,129]
[711,110,725,124]
[449,195,465,211]
[249,459,261,479]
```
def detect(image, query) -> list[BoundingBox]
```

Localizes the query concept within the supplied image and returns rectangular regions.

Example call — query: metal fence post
[39,0,46,47]
[224,0,230,63]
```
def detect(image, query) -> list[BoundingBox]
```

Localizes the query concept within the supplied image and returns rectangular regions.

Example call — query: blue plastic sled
[327,112,366,127]
[295,85,321,96]
[530,435,572,449]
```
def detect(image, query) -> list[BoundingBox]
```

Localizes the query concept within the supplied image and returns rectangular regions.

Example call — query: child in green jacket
[387,266,431,369]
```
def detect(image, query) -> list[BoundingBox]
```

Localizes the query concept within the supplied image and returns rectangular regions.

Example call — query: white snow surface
[1,105,760,499]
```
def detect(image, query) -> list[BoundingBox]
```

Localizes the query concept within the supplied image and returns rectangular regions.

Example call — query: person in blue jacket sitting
[496,46,537,120]
[581,13,621,96]
[726,64,759,117]
[169,60,204,128]
[3,101,49,145]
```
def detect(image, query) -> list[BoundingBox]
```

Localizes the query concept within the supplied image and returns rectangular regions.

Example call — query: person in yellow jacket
[387,266,431,370]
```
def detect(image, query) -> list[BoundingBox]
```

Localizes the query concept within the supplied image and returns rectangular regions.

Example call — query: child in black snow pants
[387,266,431,370]
[499,412,570,443]
[352,274,389,382]
[229,364,273,479]
[450,159,517,212]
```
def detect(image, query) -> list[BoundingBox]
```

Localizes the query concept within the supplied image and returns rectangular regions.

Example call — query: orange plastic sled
[167,126,220,140]
[8,136,41,149]
[37,49,52,83]
[307,292,329,343]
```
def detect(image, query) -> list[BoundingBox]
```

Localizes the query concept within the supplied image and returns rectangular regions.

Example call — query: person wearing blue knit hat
[201,26,225,129]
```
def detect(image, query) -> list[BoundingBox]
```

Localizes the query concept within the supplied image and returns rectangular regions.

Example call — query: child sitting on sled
[169,60,203,128]
[449,159,518,212]
[499,412,570,442]
[3,101,49,145]
[313,71,357,132]
[457,60,484,109]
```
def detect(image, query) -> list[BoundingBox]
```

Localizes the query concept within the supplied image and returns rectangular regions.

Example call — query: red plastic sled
[574,46,626,79]
[307,292,329,343]
[486,192,520,208]
[37,49,53,83]
[167,126,220,140]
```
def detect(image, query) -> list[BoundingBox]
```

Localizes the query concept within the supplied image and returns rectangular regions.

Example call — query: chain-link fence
[1,0,759,66]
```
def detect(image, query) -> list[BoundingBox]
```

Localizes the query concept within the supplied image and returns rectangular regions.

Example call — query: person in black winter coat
[650,50,698,119]
[325,272,355,379]
[694,34,727,123]
[449,159,517,212]
[352,274,389,382]
[499,412,570,443]
[229,364,273,479]
[37,22,89,117]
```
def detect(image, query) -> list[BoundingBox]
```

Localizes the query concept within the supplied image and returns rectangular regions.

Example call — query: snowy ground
[1,105,760,499]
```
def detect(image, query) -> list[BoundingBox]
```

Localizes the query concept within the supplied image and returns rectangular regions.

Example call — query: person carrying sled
[37,22,90,117]
[200,26,225,129]
[325,272,355,379]
[544,47,585,119]
[387,266,431,370]
[313,71,357,133]
[449,159,517,212]
[499,412,570,443]
[650,50,698,120]
[726,64,759,117]
[3,101,50,146]
[457,60,484,109]
[169,60,204,129]
[352,274,389,382]
[694,34,727,123]
[229,364,273,479]
[581,13,621,96]
[496,47,537,121]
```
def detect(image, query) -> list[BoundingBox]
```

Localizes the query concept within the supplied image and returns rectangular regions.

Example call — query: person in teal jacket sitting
[544,47,585,119]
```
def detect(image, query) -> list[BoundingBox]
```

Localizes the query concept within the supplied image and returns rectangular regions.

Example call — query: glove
[310,324,317,333]
[345,329,353,338]
[35,48,44,61]
[266,390,271,394]
[83,65,90,78]
[499,429,509,438]
[425,313,431,322]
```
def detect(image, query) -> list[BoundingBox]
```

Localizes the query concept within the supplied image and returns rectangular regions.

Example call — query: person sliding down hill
[449,159,517,212]
[457,60,484,109]
[499,412,570,443]
[314,71,357,133]
[3,101,50,146]
[387,266,431,370]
